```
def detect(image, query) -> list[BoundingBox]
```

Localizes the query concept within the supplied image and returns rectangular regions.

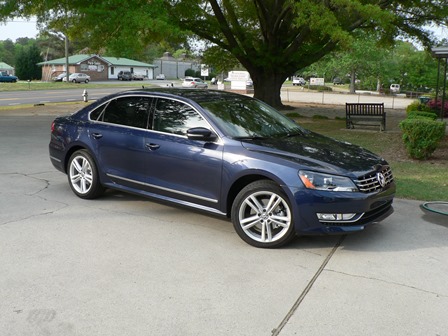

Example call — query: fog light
[317,213,357,221]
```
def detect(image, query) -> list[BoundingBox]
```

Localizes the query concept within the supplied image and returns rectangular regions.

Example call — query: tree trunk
[376,78,382,92]
[251,70,287,108]
[349,69,356,94]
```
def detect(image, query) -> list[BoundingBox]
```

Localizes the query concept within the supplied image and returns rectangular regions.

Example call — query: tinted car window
[94,96,153,129]
[153,98,209,135]
[200,97,304,138]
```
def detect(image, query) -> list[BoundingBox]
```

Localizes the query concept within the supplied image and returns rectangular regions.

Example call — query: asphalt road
[0,111,447,335]
[0,80,174,106]
[1,81,414,109]
[0,87,136,106]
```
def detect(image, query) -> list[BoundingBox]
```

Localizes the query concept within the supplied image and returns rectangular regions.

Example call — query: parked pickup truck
[0,72,18,83]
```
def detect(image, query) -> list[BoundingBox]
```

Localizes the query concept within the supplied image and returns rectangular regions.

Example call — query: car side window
[153,98,209,135]
[99,96,153,129]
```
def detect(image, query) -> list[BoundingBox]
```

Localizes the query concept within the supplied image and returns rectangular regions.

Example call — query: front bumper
[290,183,396,234]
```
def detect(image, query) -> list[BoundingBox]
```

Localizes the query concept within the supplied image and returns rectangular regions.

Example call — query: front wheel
[231,180,296,248]
[67,150,104,199]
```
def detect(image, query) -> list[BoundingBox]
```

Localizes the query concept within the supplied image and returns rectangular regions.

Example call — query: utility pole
[65,33,69,80]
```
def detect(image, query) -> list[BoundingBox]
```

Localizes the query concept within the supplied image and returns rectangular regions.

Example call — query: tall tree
[1,0,447,107]
[0,39,16,66]
[307,39,439,92]
[15,44,43,80]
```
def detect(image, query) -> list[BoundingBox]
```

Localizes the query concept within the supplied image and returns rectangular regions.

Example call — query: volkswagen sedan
[49,89,395,248]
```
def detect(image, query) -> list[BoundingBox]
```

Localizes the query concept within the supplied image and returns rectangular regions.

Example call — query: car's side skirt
[103,175,226,217]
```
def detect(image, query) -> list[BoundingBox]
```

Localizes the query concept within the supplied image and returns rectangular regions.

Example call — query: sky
[0,18,39,41]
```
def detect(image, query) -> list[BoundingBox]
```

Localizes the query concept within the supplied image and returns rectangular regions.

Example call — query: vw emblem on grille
[376,172,386,187]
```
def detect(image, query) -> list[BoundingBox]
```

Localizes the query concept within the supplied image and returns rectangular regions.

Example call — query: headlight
[299,170,358,192]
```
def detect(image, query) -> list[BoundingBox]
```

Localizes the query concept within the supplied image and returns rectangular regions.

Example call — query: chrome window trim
[87,94,223,144]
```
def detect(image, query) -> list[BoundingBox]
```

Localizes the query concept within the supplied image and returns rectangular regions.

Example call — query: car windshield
[199,96,306,139]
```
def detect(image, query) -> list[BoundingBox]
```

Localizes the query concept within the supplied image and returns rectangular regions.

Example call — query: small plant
[312,114,329,120]
[285,112,304,118]
[399,119,446,160]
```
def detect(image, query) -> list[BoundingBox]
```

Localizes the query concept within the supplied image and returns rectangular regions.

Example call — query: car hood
[240,130,386,174]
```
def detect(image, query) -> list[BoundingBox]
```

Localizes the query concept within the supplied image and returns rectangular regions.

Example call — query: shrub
[428,99,448,117]
[308,85,333,92]
[285,112,304,118]
[407,111,438,120]
[399,119,446,160]
[184,68,196,77]
[406,101,432,114]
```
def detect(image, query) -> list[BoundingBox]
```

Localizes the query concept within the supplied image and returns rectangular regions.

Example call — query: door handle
[92,133,103,139]
[146,143,160,150]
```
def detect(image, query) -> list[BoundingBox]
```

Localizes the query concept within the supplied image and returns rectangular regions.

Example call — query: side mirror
[186,127,217,141]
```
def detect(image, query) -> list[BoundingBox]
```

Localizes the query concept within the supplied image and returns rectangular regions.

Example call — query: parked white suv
[182,77,208,88]
[390,84,400,93]
[292,76,306,86]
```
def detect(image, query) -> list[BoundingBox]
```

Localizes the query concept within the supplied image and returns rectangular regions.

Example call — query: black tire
[67,150,104,199]
[85,79,89,83]
[231,180,296,248]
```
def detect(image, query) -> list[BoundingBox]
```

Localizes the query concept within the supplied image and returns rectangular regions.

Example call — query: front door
[144,97,223,208]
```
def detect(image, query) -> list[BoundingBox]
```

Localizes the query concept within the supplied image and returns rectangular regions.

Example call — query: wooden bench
[346,103,386,131]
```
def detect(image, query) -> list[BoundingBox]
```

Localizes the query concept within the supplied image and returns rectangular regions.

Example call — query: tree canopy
[1,0,447,107]
[304,38,439,93]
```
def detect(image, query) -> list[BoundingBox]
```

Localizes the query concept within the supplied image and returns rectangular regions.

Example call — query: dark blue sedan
[49,89,395,248]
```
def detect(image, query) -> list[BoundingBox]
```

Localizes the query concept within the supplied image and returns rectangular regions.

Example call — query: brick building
[38,54,156,81]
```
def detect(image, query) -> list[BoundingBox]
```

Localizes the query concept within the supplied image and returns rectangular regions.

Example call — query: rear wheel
[67,150,104,199]
[231,180,296,248]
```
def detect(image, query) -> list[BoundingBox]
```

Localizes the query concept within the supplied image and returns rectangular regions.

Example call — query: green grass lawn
[295,117,448,202]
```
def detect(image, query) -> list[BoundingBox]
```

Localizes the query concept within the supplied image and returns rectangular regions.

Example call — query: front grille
[355,166,394,193]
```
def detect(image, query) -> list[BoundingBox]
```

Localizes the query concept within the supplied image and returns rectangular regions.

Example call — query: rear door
[89,96,154,187]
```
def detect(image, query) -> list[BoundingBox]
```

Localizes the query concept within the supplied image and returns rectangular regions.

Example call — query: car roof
[77,88,252,118]
[123,88,249,103]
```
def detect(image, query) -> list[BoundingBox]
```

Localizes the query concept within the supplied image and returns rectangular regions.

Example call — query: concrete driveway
[0,111,447,336]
